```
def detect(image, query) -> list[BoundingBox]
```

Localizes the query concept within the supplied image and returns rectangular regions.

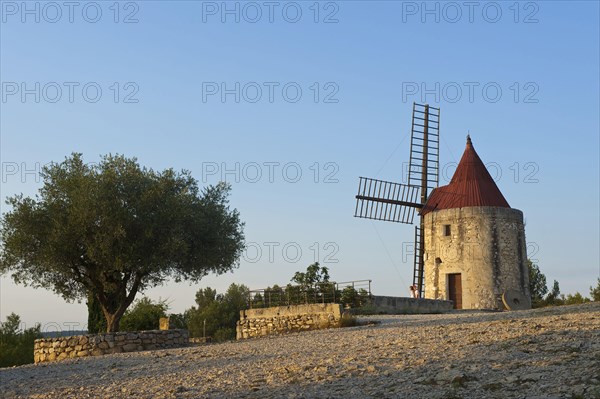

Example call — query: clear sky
[1,0,599,331]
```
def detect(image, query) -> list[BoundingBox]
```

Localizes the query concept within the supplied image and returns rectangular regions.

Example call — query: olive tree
[1,153,245,332]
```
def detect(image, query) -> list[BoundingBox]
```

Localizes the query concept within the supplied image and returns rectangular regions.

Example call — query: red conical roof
[421,136,510,215]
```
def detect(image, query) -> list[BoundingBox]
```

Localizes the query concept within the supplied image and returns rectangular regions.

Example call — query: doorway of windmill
[448,273,462,309]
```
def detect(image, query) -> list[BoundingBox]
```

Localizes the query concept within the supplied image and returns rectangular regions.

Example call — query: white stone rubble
[2,302,599,399]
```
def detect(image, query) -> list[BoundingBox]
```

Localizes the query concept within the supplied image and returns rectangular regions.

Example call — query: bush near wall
[0,313,41,367]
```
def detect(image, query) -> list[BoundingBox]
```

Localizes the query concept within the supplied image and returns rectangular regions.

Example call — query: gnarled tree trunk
[94,273,143,333]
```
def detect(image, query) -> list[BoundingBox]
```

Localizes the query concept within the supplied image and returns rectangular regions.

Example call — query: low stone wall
[34,329,189,363]
[366,296,454,314]
[237,303,342,340]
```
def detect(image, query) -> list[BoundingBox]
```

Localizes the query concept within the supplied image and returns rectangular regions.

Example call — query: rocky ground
[2,302,599,399]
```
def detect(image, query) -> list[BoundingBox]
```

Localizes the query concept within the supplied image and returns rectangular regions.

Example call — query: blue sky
[1,0,599,330]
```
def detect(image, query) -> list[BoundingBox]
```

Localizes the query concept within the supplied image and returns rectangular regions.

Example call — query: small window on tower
[444,224,451,236]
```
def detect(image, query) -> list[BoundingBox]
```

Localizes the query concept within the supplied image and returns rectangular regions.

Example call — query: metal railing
[247,279,372,309]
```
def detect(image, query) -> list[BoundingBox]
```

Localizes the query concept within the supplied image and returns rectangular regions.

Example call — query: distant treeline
[529,260,599,308]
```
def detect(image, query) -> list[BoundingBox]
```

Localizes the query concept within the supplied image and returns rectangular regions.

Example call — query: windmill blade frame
[352,102,440,299]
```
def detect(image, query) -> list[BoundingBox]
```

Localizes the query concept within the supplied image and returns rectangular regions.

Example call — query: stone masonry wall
[237,303,342,340]
[368,296,453,314]
[423,206,530,310]
[34,329,189,364]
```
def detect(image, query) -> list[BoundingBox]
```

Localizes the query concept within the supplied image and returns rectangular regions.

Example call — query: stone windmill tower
[421,136,531,310]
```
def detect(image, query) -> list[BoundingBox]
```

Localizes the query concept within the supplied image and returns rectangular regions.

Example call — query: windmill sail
[408,103,440,201]
[354,177,421,224]
[353,102,440,299]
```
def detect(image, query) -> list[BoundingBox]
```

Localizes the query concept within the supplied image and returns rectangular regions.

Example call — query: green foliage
[266,285,284,306]
[213,328,235,342]
[563,292,591,305]
[167,313,187,330]
[195,287,218,309]
[527,259,548,308]
[291,262,330,287]
[590,278,600,302]
[120,297,169,332]
[544,280,563,306]
[0,313,41,367]
[185,283,249,342]
[340,286,358,307]
[284,263,338,305]
[86,293,107,334]
[340,287,372,308]
[357,288,372,307]
[249,264,372,308]
[0,153,245,332]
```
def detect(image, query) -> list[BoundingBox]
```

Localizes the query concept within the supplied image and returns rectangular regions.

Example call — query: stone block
[92,336,103,344]
[91,349,104,356]
[159,318,170,330]
[76,350,89,357]
[122,343,138,352]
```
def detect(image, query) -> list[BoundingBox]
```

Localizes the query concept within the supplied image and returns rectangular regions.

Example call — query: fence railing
[247,279,372,309]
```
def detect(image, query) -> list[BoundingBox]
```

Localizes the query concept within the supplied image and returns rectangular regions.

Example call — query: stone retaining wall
[367,296,454,314]
[34,329,188,363]
[236,303,342,340]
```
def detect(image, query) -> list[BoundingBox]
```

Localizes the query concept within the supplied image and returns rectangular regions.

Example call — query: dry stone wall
[237,303,342,339]
[34,329,188,363]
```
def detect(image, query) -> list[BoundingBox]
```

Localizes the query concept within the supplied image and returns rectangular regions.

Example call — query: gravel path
[2,303,599,399]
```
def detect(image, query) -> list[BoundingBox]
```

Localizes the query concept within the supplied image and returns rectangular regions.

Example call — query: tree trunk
[105,313,123,333]
[94,273,143,333]
[101,298,133,333]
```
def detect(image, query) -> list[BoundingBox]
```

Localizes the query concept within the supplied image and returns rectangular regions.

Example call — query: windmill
[354,103,440,298]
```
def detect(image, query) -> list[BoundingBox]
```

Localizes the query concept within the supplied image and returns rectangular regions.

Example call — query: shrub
[120,297,169,331]
[0,313,41,367]
[563,292,591,305]
[185,283,249,342]
[340,286,358,307]
[590,278,600,302]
